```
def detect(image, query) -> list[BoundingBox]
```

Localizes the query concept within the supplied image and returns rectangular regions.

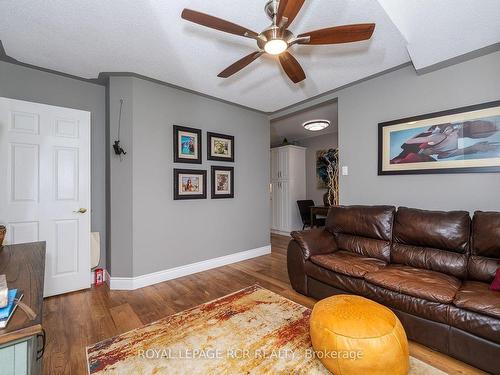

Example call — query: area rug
[87,285,445,374]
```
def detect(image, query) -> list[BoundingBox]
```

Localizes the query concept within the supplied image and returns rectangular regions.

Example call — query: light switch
[342,166,349,176]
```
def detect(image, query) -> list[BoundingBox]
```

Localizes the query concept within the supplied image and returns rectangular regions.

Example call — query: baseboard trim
[109,245,271,291]
[105,269,111,287]
[271,229,291,237]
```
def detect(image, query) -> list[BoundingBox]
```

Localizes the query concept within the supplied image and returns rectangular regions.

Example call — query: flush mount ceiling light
[303,119,331,131]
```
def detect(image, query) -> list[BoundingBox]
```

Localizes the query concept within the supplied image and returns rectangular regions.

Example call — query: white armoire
[270,145,306,234]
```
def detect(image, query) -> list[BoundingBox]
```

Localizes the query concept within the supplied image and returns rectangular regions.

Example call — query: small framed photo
[174,125,202,164]
[174,169,207,200]
[207,132,234,162]
[211,166,234,199]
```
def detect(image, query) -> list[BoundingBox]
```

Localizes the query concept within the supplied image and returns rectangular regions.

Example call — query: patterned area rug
[87,285,445,374]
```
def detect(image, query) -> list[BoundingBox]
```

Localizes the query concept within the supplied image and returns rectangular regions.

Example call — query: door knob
[74,208,87,214]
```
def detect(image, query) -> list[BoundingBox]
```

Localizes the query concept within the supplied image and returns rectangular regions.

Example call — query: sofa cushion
[468,256,499,284]
[363,281,451,326]
[365,265,461,304]
[469,211,500,283]
[392,207,470,278]
[453,281,500,319]
[304,261,367,296]
[325,205,395,262]
[472,211,500,257]
[448,305,500,345]
[290,228,337,260]
[310,251,386,278]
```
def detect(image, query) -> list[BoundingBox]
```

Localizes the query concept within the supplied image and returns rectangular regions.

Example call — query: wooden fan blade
[218,51,264,78]
[278,51,306,83]
[276,0,305,28]
[181,9,259,38]
[298,23,376,45]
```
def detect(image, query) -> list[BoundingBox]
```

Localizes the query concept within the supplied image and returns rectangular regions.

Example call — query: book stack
[0,274,8,307]
[0,289,24,328]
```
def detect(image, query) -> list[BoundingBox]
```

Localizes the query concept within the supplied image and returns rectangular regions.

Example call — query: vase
[323,192,331,206]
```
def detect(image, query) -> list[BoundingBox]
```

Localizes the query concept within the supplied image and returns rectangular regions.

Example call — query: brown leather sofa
[287,205,500,374]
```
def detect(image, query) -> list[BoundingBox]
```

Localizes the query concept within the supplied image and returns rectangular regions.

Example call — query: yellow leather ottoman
[310,295,409,375]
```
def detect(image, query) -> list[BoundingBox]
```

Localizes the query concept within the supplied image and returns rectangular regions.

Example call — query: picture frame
[378,100,500,175]
[211,166,234,199]
[173,125,202,164]
[173,169,207,200]
[207,132,234,162]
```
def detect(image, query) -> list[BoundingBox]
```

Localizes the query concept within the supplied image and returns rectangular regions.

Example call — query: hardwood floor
[42,233,485,375]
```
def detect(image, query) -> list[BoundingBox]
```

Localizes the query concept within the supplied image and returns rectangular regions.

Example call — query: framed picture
[378,100,500,175]
[173,169,207,200]
[207,132,234,162]
[211,166,234,199]
[316,149,338,189]
[174,125,202,164]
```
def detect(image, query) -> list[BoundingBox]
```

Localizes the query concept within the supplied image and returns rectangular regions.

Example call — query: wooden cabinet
[270,146,306,234]
[0,242,46,375]
[0,337,39,375]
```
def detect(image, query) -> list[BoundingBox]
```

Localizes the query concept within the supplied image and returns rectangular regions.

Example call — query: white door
[0,97,91,297]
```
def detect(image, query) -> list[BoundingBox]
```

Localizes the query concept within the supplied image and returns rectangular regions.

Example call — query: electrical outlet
[342,166,349,176]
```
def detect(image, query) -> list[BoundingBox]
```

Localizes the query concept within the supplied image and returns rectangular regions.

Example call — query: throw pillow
[490,268,500,291]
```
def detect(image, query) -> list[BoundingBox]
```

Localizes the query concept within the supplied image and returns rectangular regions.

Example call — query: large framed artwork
[173,169,207,200]
[207,132,234,162]
[378,100,500,175]
[173,125,202,164]
[211,166,234,199]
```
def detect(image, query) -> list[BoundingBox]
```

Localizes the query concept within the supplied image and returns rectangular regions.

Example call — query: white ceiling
[271,101,337,146]
[0,1,499,112]
[378,0,500,70]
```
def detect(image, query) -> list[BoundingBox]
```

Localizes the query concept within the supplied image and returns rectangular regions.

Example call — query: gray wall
[272,51,500,213]
[296,133,339,205]
[108,78,134,276]
[338,51,500,212]
[109,77,270,277]
[0,60,107,268]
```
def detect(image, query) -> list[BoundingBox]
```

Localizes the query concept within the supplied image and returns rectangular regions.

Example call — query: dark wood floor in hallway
[42,234,485,375]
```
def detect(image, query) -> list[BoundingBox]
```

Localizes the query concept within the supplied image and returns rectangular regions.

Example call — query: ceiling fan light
[264,39,287,55]
[303,119,331,131]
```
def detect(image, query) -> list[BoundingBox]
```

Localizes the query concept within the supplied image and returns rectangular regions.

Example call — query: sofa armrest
[290,228,337,260]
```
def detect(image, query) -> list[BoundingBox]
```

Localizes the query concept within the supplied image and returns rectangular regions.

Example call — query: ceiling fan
[181,0,375,84]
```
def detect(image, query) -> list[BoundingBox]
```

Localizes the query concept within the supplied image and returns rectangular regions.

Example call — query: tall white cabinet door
[270,146,306,233]
[271,149,279,181]
[278,148,289,180]
[0,97,91,297]
[280,181,290,231]
[271,182,280,230]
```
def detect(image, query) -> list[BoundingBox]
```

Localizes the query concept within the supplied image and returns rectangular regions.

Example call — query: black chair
[297,200,326,230]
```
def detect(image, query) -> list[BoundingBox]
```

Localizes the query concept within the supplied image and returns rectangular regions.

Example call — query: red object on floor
[490,269,500,291]
[94,268,104,286]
